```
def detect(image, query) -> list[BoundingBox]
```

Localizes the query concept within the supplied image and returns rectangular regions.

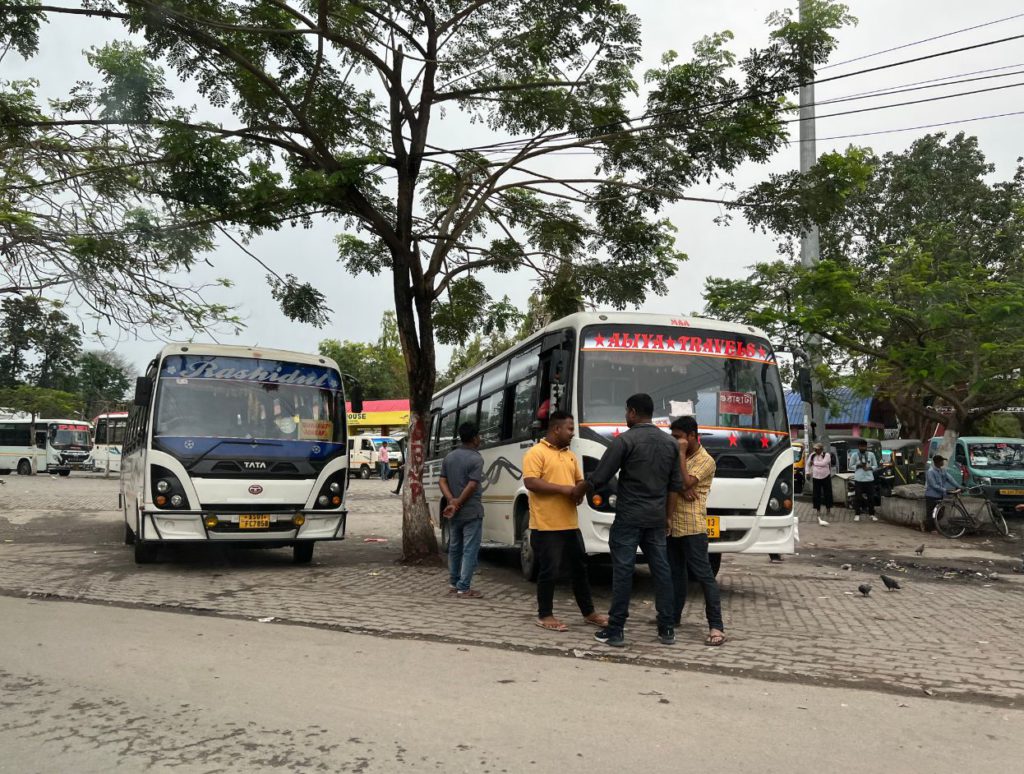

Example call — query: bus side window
[95,419,107,445]
[437,411,458,457]
[478,391,504,448]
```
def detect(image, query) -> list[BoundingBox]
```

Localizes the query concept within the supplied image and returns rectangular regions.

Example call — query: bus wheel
[359,465,371,480]
[124,523,136,545]
[519,527,538,582]
[58,470,71,477]
[134,541,158,564]
[17,459,32,476]
[293,542,315,564]
[709,553,722,577]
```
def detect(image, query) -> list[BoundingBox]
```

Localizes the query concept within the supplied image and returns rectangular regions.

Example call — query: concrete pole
[799,0,831,453]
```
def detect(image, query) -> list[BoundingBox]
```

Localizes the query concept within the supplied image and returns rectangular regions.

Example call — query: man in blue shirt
[849,439,879,522]
[924,454,960,532]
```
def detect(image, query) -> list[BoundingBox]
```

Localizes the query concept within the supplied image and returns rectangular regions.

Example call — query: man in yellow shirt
[523,411,609,632]
[668,416,725,646]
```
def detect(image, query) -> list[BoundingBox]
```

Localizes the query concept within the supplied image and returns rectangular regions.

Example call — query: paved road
[1,596,1020,774]
[1,475,1022,708]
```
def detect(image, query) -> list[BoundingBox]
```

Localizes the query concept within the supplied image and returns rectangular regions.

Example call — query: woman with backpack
[808,442,834,526]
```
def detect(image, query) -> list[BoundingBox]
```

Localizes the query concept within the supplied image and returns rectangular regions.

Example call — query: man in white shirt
[849,439,878,522]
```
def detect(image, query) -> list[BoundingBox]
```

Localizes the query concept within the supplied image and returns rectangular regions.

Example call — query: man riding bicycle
[924,454,960,532]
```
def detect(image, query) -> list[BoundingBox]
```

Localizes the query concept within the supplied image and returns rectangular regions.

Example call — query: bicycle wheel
[934,501,968,539]
[987,503,1010,538]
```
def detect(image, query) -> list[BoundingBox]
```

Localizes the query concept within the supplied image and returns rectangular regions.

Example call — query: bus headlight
[766,464,795,516]
[607,494,617,509]
[769,497,780,511]
[204,515,219,529]
[329,482,341,494]
[170,494,183,508]
[318,494,329,507]
[779,481,790,496]
[314,472,347,509]
[156,479,171,494]
[150,465,191,510]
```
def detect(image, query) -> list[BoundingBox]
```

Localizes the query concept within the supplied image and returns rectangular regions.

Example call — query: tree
[77,350,133,418]
[3,0,853,561]
[319,311,406,399]
[705,133,1024,453]
[0,384,81,419]
[0,296,81,389]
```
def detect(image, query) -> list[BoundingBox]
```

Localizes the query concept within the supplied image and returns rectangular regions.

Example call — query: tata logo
[248,484,264,495]
[244,461,267,469]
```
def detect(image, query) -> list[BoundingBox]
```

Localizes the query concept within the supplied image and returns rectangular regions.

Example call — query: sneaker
[657,626,676,645]
[854,515,861,522]
[871,515,879,522]
[593,627,625,647]
[817,517,830,526]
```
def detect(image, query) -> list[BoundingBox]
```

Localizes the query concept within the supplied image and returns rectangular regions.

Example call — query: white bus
[120,343,358,565]
[0,417,36,475]
[423,312,795,578]
[91,411,129,473]
[0,417,93,476]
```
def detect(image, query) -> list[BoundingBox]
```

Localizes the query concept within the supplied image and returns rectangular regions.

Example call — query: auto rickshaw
[880,438,925,492]
[793,440,806,494]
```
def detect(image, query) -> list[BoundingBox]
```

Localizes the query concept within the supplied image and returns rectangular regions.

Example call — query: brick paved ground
[1,475,1022,707]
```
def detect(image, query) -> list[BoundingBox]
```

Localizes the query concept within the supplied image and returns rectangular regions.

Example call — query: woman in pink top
[808,443,834,526]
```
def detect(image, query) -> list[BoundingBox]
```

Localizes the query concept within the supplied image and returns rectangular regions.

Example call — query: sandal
[456,589,483,599]
[583,613,609,628]
[536,618,569,632]
[705,631,727,647]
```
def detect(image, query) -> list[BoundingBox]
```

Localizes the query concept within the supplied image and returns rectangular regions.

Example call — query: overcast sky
[6,1,1024,376]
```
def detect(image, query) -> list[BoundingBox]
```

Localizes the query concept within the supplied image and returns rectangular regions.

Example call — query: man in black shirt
[581,393,682,647]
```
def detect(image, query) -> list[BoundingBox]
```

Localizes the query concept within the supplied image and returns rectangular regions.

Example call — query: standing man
[850,439,879,522]
[439,423,485,599]
[391,436,406,495]
[523,411,608,632]
[584,394,682,647]
[924,454,960,532]
[378,441,391,481]
[667,417,726,646]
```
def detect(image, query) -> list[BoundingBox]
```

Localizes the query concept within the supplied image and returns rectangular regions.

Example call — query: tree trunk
[400,409,440,564]
[935,413,964,461]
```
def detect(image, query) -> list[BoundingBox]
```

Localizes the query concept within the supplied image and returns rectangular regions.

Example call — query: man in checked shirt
[667,416,726,647]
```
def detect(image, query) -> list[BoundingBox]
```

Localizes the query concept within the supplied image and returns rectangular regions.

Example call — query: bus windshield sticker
[299,420,333,441]
[161,355,341,390]
[583,331,774,363]
[719,391,755,416]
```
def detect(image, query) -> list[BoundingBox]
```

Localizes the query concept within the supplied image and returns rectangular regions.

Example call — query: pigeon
[914,544,924,556]
[858,583,872,596]
[880,574,901,591]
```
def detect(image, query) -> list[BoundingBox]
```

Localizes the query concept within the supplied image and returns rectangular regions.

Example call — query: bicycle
[933,485,1010,539]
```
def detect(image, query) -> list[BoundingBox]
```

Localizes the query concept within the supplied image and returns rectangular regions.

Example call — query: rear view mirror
[350,382,364,415]
[133,376,152,407]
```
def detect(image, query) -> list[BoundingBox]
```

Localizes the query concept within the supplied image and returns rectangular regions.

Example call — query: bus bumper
[139,511,347,542]
[579,511,797,555]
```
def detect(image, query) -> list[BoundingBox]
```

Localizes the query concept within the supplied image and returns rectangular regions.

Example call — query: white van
[348,434,403,479]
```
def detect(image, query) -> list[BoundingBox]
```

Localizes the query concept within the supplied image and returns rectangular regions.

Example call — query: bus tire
[124,523,136,545]
[58,470,71,477]
[519,527,538,582]
[359,465,371,480]
[134,541,158,564]
[17,459,32,476]
[293,542,315,564]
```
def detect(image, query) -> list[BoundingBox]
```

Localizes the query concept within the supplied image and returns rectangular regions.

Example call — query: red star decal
[728,433,738,447]
[757,346,767,360]
[593,333,605,347]
[760,435,771,448]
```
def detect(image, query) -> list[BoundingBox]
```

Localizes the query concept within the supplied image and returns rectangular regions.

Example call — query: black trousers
[924,497,942,532]
[666,534,724,631]
[811,477,833,512]
[854,481,876,515]
[531,528,595,619]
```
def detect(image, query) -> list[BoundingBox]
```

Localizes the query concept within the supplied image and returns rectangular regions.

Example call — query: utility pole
[798,0,831,463]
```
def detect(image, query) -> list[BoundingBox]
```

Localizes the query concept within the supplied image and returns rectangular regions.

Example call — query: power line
[816,63,1024,104]
[421,32,1024,160]
[794,109,1024,144]
[820,12,1024,70]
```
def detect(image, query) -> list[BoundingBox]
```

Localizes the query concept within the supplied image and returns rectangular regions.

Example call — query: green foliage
[706,133,1024,432]
[0,296,81,390]
[0,384,81,419]
[77,350,133,419]
[318,312,406,400]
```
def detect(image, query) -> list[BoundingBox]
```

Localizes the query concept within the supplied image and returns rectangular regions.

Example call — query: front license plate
[999,488,1024,496]
[706,516,720,539]
[239,514,271,529]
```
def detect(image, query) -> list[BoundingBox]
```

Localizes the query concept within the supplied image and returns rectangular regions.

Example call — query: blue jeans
[448,517,483,592]
[378,461,390,480]
[607,521,674,631]
[667,533,724,631]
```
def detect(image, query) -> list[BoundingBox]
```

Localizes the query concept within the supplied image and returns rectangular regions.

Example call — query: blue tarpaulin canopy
[785,387,873,427]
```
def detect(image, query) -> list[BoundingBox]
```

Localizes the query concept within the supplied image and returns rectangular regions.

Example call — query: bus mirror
[133,377,152,407]
[350,384,364,415]
[548,350,569,384]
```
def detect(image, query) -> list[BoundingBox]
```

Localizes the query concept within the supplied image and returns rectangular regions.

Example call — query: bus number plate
[239,514,271,529]
[999,489,1024,496]
[706,517,720,539]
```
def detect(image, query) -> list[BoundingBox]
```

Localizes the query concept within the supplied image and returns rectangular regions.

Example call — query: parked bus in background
[91,411,129,473]
[0,416,37,475]
[423,312,795,579]
[36,419,93,475]
[120,343,359,565]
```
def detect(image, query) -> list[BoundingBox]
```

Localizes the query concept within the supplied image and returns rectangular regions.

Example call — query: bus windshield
[579,325,788,453]
[967,441,1024,470]
[49,424,91,449]
[154,355,344,444]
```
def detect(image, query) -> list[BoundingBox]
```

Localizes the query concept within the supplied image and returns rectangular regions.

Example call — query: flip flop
[583,614,609,628]
[535,619,569,632]
[705,632,727,647]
